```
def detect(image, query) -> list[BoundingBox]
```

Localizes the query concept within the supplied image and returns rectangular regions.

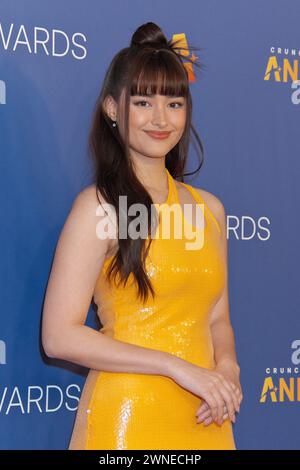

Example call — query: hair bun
[130,22,168,49]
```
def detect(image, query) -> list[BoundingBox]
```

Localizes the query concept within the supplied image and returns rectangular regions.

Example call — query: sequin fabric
[68,168,236,450]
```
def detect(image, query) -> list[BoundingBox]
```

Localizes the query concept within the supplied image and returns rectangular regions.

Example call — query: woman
[42,22,243,450]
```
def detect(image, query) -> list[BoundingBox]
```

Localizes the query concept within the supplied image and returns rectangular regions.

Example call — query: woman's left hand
[195,359,243,426]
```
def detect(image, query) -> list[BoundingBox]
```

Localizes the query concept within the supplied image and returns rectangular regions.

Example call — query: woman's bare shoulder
[71,184,116,254]
[195,187,224,210]
[68,184,113,227]
[194,186,226,230]
[176,181,224,212]
[73,183,107,207]
[177,180,226,228]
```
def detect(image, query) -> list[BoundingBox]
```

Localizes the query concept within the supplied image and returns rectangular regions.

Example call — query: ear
[102,95,118,121]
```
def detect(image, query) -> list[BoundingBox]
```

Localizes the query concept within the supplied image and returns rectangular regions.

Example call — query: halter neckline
[164,168,179,205]
[164,168,209,233]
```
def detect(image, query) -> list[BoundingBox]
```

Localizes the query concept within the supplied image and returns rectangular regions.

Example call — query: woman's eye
[134,101,149,107]
[133,101,184,108]
[169,102,184,108]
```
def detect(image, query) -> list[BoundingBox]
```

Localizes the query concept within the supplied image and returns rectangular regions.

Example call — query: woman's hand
[166,355,240,426]
[195,359,243,426]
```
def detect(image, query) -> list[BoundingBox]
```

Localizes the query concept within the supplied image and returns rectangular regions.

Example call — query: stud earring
[112,121,117,127]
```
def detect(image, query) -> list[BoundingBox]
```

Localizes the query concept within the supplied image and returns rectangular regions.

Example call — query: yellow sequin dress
[68,168,236,450]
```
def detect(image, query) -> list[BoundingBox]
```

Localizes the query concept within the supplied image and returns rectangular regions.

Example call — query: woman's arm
[194,194,242,425]
[208,196,240,370]
[41,186,173,376]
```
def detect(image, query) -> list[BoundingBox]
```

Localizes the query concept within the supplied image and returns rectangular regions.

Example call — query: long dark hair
[88,22,205,303]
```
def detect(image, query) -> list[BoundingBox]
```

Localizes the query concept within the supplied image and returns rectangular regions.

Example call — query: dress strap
[165,168,180,204]
[178,181,222,235]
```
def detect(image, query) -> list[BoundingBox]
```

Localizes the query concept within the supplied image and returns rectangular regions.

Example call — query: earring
[112,120,117,127]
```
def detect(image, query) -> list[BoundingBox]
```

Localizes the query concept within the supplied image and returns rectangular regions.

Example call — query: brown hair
[88,22,205,303]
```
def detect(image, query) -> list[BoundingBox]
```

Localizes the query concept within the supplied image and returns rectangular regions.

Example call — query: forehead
[131,93,185,98]
[130,68,188,98]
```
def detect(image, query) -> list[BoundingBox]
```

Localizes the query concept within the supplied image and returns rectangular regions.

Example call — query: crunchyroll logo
[264,46,300,104]
[264,46,300,83]
[259,340,300,403]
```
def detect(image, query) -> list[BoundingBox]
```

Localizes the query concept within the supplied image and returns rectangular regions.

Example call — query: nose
[151,103,168,128]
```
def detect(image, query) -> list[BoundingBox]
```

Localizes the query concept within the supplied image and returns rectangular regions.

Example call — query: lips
[144,130,171,139]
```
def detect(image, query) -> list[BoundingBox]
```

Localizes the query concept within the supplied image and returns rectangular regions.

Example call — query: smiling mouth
[144,130,172,139]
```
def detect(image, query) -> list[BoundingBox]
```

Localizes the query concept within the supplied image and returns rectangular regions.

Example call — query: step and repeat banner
[1,0,299,450]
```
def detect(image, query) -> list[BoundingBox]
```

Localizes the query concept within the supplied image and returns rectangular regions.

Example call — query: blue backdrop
[1,0,299,450]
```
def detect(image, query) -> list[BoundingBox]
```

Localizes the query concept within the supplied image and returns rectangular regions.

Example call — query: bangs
[130,51,189,98]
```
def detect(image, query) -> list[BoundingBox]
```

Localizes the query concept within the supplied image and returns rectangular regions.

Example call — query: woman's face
[125,92,187,159]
